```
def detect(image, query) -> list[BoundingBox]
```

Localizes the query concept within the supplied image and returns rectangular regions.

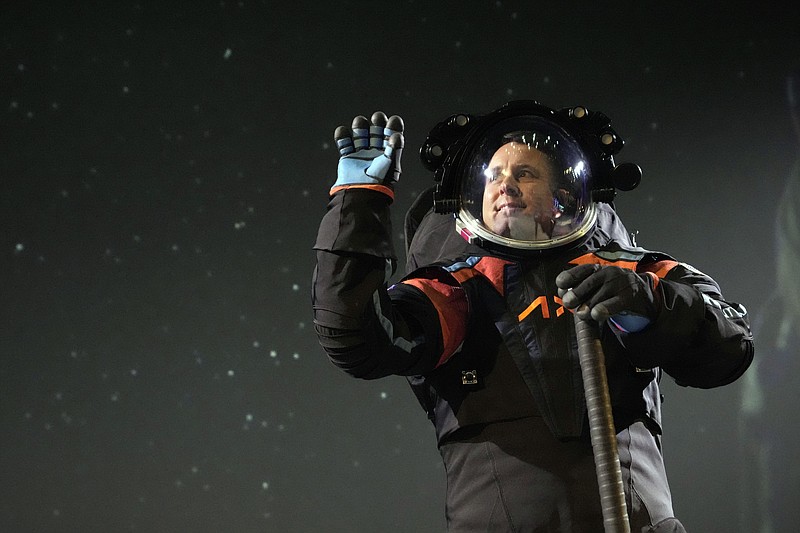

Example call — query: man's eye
[517,170,537,180]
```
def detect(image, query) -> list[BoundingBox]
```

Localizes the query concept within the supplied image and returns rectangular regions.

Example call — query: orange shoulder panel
[569,252,638,271]
[639,259,680,279]
[400,278,468,367]
[473,257,513,296]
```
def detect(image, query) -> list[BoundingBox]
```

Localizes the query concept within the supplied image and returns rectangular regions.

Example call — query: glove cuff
[330,183,395,201]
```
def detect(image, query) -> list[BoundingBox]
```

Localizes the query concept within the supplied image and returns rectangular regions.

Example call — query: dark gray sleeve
[612,262,754,388]
[312,189,445,379]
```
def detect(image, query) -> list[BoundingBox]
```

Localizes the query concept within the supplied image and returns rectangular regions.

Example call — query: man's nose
[498,173,520,196]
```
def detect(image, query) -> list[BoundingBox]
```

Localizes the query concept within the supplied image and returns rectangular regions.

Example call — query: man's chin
[508,218,550,241]
[484,215,553,242]
[486,218,511,237]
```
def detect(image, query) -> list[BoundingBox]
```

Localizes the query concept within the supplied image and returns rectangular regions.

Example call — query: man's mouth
[496,202,525,212]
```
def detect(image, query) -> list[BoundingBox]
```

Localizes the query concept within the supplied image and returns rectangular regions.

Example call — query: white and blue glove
[330,111,404,201]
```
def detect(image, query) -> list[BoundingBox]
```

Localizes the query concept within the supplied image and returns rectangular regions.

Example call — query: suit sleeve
[613,258,754,388]
[312,189,468,379]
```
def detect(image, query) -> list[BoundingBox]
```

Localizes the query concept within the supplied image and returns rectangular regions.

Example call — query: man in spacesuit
[312,101,753,532]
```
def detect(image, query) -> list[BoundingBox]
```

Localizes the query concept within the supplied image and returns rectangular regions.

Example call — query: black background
[2,1,798,531]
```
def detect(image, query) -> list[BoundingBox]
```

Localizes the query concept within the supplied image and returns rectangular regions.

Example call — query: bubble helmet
[420,100,641,257]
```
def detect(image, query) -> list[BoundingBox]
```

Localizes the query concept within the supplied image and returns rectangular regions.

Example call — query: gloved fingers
[370,111,388,149]
[589,295,625,321]
[560,266,637,311]
[386,131,404,150]
[571,285,628,322]
[384,116,405,173]
[385,131,404,182]
[385,115,404,145]
[383,132,404,163]
[569,281,619,317]
[566,295,592,320]
[556,264,604,309]
[332,112,404,190]
[364,133,404,181]
[334,125,355,156]
[574,271,656,323]
[386,114,404,132]
[555,263,599,291]
[351,115,370,150]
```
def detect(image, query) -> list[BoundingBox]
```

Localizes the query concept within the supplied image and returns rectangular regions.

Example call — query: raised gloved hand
[555,264,660,332]
[330,111,404,200]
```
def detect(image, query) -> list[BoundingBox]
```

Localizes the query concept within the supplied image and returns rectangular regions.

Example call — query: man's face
[481,142,558,241]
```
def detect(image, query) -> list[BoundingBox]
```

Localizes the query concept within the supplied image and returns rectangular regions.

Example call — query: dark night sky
[2,1,798,531]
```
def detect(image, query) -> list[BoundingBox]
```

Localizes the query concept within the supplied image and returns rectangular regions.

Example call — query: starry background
[2,1,798,531]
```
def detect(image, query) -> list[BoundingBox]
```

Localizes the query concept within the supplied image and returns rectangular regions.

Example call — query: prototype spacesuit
[312,101,753,532]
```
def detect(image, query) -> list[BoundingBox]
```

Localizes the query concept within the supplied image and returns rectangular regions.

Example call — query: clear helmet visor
[457,115,596,250]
